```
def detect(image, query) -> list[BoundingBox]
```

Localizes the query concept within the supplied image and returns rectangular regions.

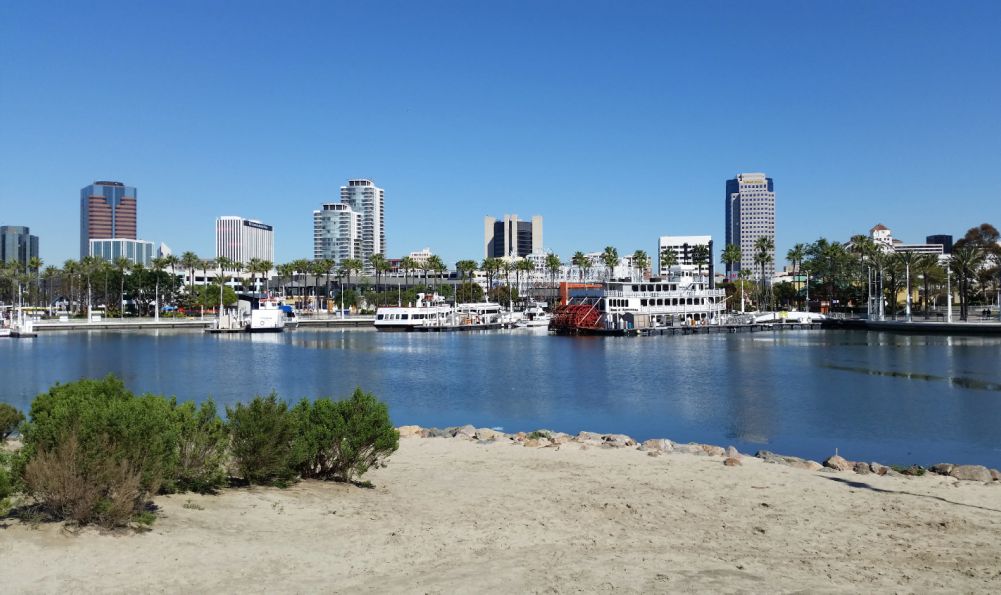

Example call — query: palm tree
[41,265,58,312]
[130,261,147,315]
[151,256,169,317]
[341,258,363,295]
[28,256,42,307]
[893,251,920,322]
[913,254,940,318]
[515,258,534,299]
[427,255,446,293]
[319,258,336,310]
[785,243,805,307]
[950,243,984,321]
[180,251,200,305]
[661,246,679,280]
[276,263,294,300]
[79,256,101,319]
[481,257,501,293]
[308,260,329,309]
[200,258,215,309]
[737,268,751,312]
[544,253,562,289]
[691,245,710,280]
[571,251,587,281]
[370,254,388,294]
[62,259,78,313]
[455,259,478,303]
[601,246,618,280]
[721,243,741,282]
[753,237,774,310]
[112,257,131,318]
[400,256,416,290]
[630,250,649,282]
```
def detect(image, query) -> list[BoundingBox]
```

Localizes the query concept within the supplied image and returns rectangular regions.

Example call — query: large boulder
[397,425,422,438]
[756,451,820,470]
[930,463,955,476]
[700,444,726,457]
[575,431,605,446]
[723,457,741,467]
[451,424,477,439]
[641,438,674,452]
[950,465,993,482]
[676,443,709,456]
[991,469,1001,482]
[602,434,636,448]
[725,446,741,460]
[853,462,871,475]
[823,455,853,472]
[474,428,505,441]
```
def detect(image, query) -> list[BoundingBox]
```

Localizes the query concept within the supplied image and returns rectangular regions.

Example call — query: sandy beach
[3,434,1001,593]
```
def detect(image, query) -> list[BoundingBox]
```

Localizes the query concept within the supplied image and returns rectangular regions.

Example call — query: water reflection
[1,329,1000,467]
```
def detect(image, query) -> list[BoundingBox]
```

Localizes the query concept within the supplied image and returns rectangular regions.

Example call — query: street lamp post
[946,264,953,323]
[905,261,912,323]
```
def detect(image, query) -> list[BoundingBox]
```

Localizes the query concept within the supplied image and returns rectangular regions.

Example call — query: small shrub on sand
[0,450,18,502]
[167,399,228,494]
[226,393,300,486]
[294,388,399,483]
[20,376,178,527]
[0,403,25,441]
[23,432,144,527]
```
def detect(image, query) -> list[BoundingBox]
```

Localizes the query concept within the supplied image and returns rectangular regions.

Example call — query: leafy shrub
[22,431,145,527]
[0,403,25,441]
[20,376,179,527]
[168,399,228,494]
[294,388,399,483]
[527,430,551,440]
[227,393,300,486]
[0,450,18,502]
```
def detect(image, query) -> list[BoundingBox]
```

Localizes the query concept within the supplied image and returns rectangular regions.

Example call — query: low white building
[658,235,713,278]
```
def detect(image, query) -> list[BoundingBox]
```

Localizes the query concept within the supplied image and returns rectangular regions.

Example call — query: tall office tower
[80,181,137,258]
[724,173,775,281]
[926,234,954,254]
[483,214,544,259]
[0,225,40,271]
[215,216,275,264]
[313,203,362,263]
[339,179,385,272]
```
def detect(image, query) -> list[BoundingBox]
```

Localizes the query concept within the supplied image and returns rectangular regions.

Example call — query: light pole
[905,261,912,323]
[946,264,952,323]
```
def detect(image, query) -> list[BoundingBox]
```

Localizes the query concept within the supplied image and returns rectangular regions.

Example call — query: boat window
[377,314,384,320]
[401,314,409,320]
[631,285,638,292]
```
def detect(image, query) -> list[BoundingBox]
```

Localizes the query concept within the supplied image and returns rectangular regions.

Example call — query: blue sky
[1,1,999,267]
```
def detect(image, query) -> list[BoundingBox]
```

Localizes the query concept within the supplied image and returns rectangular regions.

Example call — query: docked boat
[236,294,293,332]
[549,277,726,335]
[374,293,453,331]
[516,302,551,328]
[450,302,504,329]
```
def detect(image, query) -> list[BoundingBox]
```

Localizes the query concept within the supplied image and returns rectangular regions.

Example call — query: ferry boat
[516,301,551,328]
[550,277,726,335]
[374,293,453,331]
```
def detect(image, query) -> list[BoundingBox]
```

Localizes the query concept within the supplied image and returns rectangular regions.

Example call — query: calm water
[2,329,1000,467]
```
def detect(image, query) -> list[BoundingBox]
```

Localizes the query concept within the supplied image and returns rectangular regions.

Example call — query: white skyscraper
[313,203,362,263]
[725,173,776,281]
[215,216,274,264]
[340,179,385,272]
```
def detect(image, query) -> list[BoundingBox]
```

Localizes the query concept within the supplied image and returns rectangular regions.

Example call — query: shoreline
[3,429,1000,592]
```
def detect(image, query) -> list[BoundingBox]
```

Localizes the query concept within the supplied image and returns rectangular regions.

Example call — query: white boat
[550,276,726,335]
[237,294,287,332]
[516,302,551,328]
[374,293,453,331]
[452,302,504,328]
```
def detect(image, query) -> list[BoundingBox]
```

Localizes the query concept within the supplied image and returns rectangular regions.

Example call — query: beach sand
[3,436,1000,593]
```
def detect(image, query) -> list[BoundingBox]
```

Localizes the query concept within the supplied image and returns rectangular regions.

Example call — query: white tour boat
[374,293,453,331]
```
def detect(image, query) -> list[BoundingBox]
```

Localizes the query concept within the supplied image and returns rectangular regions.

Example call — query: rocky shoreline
[398,425,1001,483]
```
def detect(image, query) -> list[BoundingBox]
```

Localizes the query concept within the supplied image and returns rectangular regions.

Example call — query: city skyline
[1,2,998,265]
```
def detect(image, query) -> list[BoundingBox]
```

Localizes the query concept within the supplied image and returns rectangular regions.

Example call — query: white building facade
[215,216,274,264]
[725,173,776,281]
[313,203,362,263]
[89,238,155,266]
[340,179,385,273]
[658,235,713,278]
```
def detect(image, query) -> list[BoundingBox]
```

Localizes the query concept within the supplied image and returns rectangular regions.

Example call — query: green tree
[785,243,805,307]
[631,250,650,281]
[601,246,618,280]
[753,237,774,310]
[544,253,562,289]
[721,243,741,282]
[950,243,985,321]
[661,246,679,279]
[180,251,200,304]
[455,259,478,303]
[691,244,710,279]
[570,251,588,281]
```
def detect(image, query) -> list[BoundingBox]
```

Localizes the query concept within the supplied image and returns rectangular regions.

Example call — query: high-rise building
[0,225,39,271]
[89,238,154,266]
[483,214,543,259]
[80,181,137,258]
[725,173,775,281]
[215,216,275,264]
[313,203,362,263]
[339,179,385,272]
[658,235,714,281]
[926,234,954,254]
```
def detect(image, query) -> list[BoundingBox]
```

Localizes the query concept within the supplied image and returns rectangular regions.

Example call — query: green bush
[0,450,18,502]
[226,393,300,486]
[295,388,399,483]
[0,403,25,441]
[20,376,179,527]
[167,399,228,494]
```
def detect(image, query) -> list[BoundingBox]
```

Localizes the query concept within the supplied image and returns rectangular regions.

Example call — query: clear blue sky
[2,0,999,267]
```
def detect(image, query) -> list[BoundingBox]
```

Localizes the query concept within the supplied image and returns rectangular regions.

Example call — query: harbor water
[2,329,1000,468]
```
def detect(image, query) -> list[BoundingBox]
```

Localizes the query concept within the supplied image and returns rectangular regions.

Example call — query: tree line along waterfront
[1,223,998,321]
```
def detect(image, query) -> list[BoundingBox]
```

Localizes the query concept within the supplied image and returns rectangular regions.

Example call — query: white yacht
[516,301,551,328]
[374,293,453,331]
[236,294,291,332]
[550,276,726,335]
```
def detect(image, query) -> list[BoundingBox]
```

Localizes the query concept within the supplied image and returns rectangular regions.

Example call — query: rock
[397,425,422,438]
[883,467,908,479]
[725,446,741,459]
[853,462,871,475]
[700,444,726,457]
[675,443,708,456]
[991,469,1001,481]
[549,432,572,445]
[450,424,477,439]
[789,460,823,472]
[756,451,819,470]
[930,463,955,476]
[641,439,673,452]
[723,457,741,467]
[602,434,636,447]
[949,465,993,482]
[423,427,449,438]
[575,431,605,446]
[869,462,888,475]
[474,428,505,441]
[823,455,853,472]
[524,438,540,448]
